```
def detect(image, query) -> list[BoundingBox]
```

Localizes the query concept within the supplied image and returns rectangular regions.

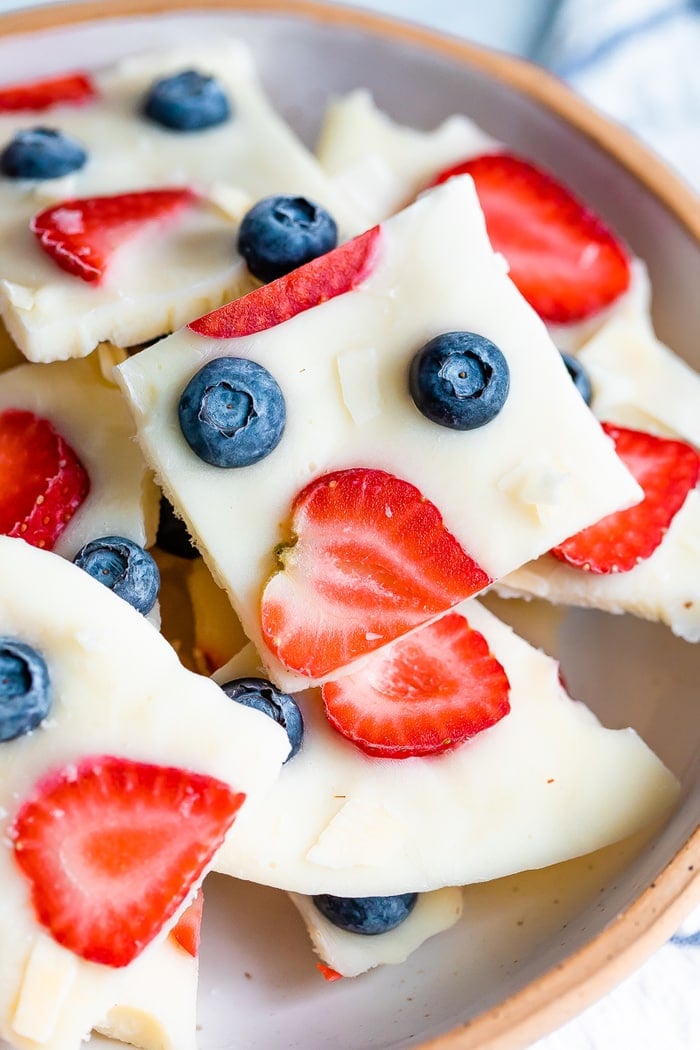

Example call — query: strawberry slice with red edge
[426,152,631,324]
[551,423,700,573]
[260,467,491,678]
[0,72,96,112]
[171,889,204,958]
[189,224,382,338]
[321,611,510,759]
[0,409,90,550]
[31,187,197,283]
[10,756,244,968]
[317,962,343,982]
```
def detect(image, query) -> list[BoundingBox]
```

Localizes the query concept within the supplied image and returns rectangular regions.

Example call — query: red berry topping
[188,224,382,337]
[0,409,89,550]
[552,423,700,573]
[11,756,244,967]
[427,153,631,324]
[322,611,510,759]
[31,187,197,283]
[260,468,490,678]
[171,889,204,958]
[317,962,343,982]
[0,72,96,112]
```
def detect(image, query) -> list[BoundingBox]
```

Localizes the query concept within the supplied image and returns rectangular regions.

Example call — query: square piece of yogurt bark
[210,598,678,897]
[0,536,289,1050]
[117,175,640,689]
[0,42,360,362]
[497,281,700,642]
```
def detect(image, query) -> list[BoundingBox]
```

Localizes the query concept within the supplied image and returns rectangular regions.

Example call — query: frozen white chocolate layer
[289,888,462,979]
[316,90,644,351]
[499,290,700,641]
[316,88,497,225]
[0,42,361,362]
[10,930,198,1050]
[212,600,678,896]
[0,536,288,1050]
[0,350,159,559]
[117,176,641,690]
[577,269,700,448]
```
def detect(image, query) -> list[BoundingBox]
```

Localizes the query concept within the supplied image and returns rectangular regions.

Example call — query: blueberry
[73,536,160,615]
[0,127,87,180]
[410,331,510,430]
[220,677,303,761]
[0,638,51,742]
[312,893,418,936]
[156,495,200,560]
[237,195,338,283]
[178,357,286,468]
[560,351,593,406]
[143,70,230,131]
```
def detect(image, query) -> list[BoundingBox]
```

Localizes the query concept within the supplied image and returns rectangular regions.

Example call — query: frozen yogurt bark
[316,88,497,225]
[0,536,289,1050]
[0,348,158,560]
[0,43,360,362]
[211,599,678,897]
[116,175,640,688]
[289,887,463,980]
[317,90,638,348]
[498,285,700,641]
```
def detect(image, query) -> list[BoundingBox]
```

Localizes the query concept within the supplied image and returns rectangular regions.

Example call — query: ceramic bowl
[0,3,697,1048]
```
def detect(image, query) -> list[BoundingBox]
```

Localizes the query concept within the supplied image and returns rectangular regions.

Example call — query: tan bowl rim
[1,2,698,1047]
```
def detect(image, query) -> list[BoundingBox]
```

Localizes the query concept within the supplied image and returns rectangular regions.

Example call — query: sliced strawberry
[260,468,490,678]
[171,889,204,958]
[31,187,197,283]
[321,611,510,759]
[0,409,90,550]
[317,962,343,982]
[189,224,382,338]
[551,423,700,573]
[0,72,96,112]
[426,153,631,324]
[11,756,244,968]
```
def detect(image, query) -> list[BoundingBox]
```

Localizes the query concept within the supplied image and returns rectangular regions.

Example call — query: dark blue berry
[409,331,510,430]
[156,495,200,560]
[312,893,418,935]
[560,351,593,406]
[0,127,87,180]
[143,70,230,131]
[73,536,160,615]
[178,357,286,468]
[220,676,303,761]
[0,638,51,742]
[237,195,338,283]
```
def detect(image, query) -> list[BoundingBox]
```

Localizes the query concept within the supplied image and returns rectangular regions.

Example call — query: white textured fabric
[540,0,700,189]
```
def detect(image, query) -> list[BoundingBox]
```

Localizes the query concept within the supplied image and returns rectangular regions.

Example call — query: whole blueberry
[312,893,418,936]
[221,676,303,761]
[156,495,200,560]
[237,195,338,283]
[560,351,593,406]
[0,638,51,742]
[143,70,231,131]
[73,536,160,615]
[409,331,510,430]
[0,127,87,180]
[178,357,286,468]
